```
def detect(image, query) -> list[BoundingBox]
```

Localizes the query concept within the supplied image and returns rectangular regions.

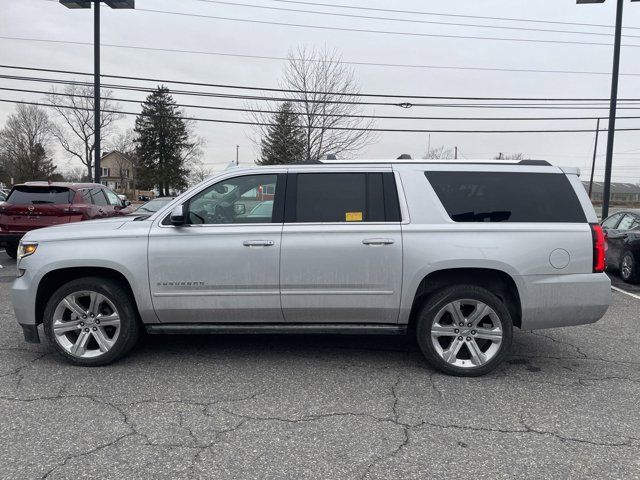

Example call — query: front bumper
[12,269,40,343]
[519,273,611,330]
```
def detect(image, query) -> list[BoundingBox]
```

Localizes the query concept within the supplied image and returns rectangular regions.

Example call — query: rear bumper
[519,273,611,330]
[0,233,23,247]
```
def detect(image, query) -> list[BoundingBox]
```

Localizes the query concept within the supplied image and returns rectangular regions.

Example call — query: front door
[280,171,403,324]
[148,172,286,323]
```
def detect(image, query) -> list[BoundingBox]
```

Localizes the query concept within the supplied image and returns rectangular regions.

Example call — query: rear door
[85,188,110,219]
[0,186,72,232]
[280,169,403,324]
[602,213,624,267]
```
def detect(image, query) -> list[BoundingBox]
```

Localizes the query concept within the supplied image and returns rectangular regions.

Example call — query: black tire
[5,243,17,259]
[416,285,513,377]
[620,251,639,284]
[43,277,141,366]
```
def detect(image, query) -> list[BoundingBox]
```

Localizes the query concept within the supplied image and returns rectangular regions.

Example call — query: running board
[145,323,407,336]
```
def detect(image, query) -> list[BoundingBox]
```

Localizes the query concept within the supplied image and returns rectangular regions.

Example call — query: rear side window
[288,172,400,223]
[425,172,587,223]
[7,186,72,205]
[87,188,109,206]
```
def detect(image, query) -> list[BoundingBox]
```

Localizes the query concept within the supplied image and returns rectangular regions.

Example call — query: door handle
[243,240,275,247]
[362,238,395,246]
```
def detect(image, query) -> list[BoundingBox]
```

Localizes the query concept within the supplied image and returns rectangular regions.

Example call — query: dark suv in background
[0,182,132,258]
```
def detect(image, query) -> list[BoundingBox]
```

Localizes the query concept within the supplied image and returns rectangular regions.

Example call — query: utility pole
[236,145,240,165]
[589,118,601,199]
[93,0,101,184]
[602,0,624,219]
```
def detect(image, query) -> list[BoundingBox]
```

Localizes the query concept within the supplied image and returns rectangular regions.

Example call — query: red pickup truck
[0,182,133,258]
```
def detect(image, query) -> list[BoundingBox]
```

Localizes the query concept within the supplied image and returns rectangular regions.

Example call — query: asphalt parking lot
[0,253,639,480]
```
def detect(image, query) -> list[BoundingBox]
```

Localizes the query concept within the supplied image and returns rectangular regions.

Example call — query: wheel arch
[407,267,522,332]
[35,267,140,326]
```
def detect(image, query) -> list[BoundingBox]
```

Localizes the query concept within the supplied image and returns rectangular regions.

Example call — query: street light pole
[94,0,101,184]
[602,0,624,219]
[59,1,135,184]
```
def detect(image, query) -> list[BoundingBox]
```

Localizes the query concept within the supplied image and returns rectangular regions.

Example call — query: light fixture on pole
[59,0,135,184]
[577,0,639,218]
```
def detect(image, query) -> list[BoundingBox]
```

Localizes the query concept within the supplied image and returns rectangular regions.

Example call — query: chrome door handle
[362,238,395,246]
[243,240,275,247]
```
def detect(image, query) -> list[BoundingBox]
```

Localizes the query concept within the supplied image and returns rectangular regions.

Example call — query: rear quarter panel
[395,164,608,329]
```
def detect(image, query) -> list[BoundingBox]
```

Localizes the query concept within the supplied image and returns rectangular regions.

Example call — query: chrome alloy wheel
[52,291,121,359]
[430,299,504,369]
[621,255,633,280]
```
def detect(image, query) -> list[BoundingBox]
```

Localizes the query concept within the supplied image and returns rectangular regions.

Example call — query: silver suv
[12,160,611,376]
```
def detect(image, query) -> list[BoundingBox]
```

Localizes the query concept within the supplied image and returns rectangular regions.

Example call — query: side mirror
[170,205,186,226]
[123,200,132,207]
[234,204,246,215]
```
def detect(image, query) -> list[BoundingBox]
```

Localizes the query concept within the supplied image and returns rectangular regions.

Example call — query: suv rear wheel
[416,285,513,376]
[43,277,140,366]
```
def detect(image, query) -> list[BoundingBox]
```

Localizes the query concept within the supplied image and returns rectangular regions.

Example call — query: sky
[1,0,640,182]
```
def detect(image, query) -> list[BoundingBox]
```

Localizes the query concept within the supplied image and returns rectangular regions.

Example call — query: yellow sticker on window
[345,212,363,222]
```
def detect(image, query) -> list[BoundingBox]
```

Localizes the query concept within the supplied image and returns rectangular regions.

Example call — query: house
[99,151,135,194]
[582,181,640,204]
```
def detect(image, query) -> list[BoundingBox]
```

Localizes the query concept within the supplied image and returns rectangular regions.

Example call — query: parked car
[138,194,151,202]
[134,197,175,215]
[0,191,7,202]
[601,209,640,283]
[12,160,610,376]
[0,182,133,258]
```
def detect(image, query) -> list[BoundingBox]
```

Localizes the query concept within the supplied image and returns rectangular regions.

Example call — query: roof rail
[518,160,551,166]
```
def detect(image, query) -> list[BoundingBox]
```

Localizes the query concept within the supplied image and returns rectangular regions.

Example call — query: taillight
[590,223,606,273]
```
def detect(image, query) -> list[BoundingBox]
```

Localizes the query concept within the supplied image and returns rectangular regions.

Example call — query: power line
[135,7,640,48]
[11,84,640,121]
[4,97,640,134]
[260,0,640,31]
[4,34,640,78]
[3,64,640,102]
[192,0,640,39]
[8,71,640,111]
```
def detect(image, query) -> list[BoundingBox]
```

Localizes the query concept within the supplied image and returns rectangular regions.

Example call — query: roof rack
[319,159,552,166]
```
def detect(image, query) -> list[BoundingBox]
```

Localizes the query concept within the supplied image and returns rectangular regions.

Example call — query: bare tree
[188,164,214,186]
[251,45,376,161]
[0,104,57,184]
[423,146,455,160]
[495,153,528,161]
[48,84,122,179]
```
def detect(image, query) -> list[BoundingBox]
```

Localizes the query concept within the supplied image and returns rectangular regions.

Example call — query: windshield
[7,186,72,205]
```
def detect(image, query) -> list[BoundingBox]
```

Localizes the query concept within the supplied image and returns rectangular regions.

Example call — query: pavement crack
[526,331,588,358]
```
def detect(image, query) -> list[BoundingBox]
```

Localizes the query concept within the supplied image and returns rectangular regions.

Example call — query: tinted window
[8,186,72,205]
[88,188,109,206]
[602,213,623,229]
[425,172,587,223]
[293,173,387,223]
[617,214,640,231]
[187,174,280,224]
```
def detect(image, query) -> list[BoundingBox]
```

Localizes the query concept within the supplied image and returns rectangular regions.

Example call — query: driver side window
[187,174,279,225]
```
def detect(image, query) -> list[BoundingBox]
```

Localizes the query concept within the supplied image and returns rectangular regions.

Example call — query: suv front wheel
[416,285,513,376]
[43,277,141,366]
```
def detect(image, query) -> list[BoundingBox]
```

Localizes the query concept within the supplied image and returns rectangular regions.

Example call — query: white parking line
[612,286,640,301]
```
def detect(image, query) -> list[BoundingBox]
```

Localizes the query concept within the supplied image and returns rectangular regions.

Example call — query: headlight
[17,241,38,260]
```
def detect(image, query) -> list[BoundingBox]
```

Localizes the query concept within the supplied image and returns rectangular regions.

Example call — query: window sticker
[345,212,363,222]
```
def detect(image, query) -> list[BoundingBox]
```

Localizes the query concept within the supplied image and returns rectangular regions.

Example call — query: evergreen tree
[258,103,305,165]
[134,86,193,196]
